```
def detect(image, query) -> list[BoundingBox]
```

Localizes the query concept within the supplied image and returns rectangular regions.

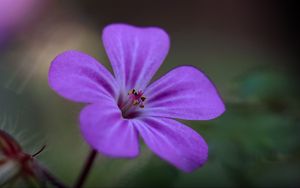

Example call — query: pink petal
[102,23,170,92]
[144,66,225,120]
[134,117,208,172]
[49,50,118,103]
[80,98,139,157]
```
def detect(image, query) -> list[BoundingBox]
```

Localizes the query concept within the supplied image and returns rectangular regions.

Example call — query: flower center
[120,88,146,118]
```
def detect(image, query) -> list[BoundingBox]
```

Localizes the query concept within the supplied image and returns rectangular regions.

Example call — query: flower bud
[0,130,43,186]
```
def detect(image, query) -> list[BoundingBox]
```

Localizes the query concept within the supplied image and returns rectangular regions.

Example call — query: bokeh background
[0,0,299,187]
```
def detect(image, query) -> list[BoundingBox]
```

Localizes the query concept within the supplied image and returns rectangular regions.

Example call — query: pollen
[128,88,146,108]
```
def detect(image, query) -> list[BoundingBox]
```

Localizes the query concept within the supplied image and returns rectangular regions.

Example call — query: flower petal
[49,50,118,103]
[144,66,225,120]
[134,117,208,172]
[80,98,139,157]
[102,23,170,91]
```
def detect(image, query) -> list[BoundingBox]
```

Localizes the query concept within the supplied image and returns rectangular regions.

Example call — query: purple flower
[48,24,225,172]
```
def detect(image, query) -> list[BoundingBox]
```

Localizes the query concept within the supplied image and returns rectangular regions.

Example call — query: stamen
[121,88,146,118]
[127,88,146,108]
[133,100,139,105]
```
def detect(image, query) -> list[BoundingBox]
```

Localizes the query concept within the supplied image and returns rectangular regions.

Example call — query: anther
[127,88,146,109]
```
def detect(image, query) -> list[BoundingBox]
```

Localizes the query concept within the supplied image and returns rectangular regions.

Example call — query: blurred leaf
[237,70,294,101]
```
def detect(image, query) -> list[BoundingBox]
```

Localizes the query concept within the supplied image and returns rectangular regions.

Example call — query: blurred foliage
[174,69,300,188]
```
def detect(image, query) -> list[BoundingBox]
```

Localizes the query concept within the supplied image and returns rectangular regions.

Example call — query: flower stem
[40,166,69,188]
[74,149,97,188]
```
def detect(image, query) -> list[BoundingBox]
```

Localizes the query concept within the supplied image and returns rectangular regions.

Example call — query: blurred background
[0,0,299,187]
